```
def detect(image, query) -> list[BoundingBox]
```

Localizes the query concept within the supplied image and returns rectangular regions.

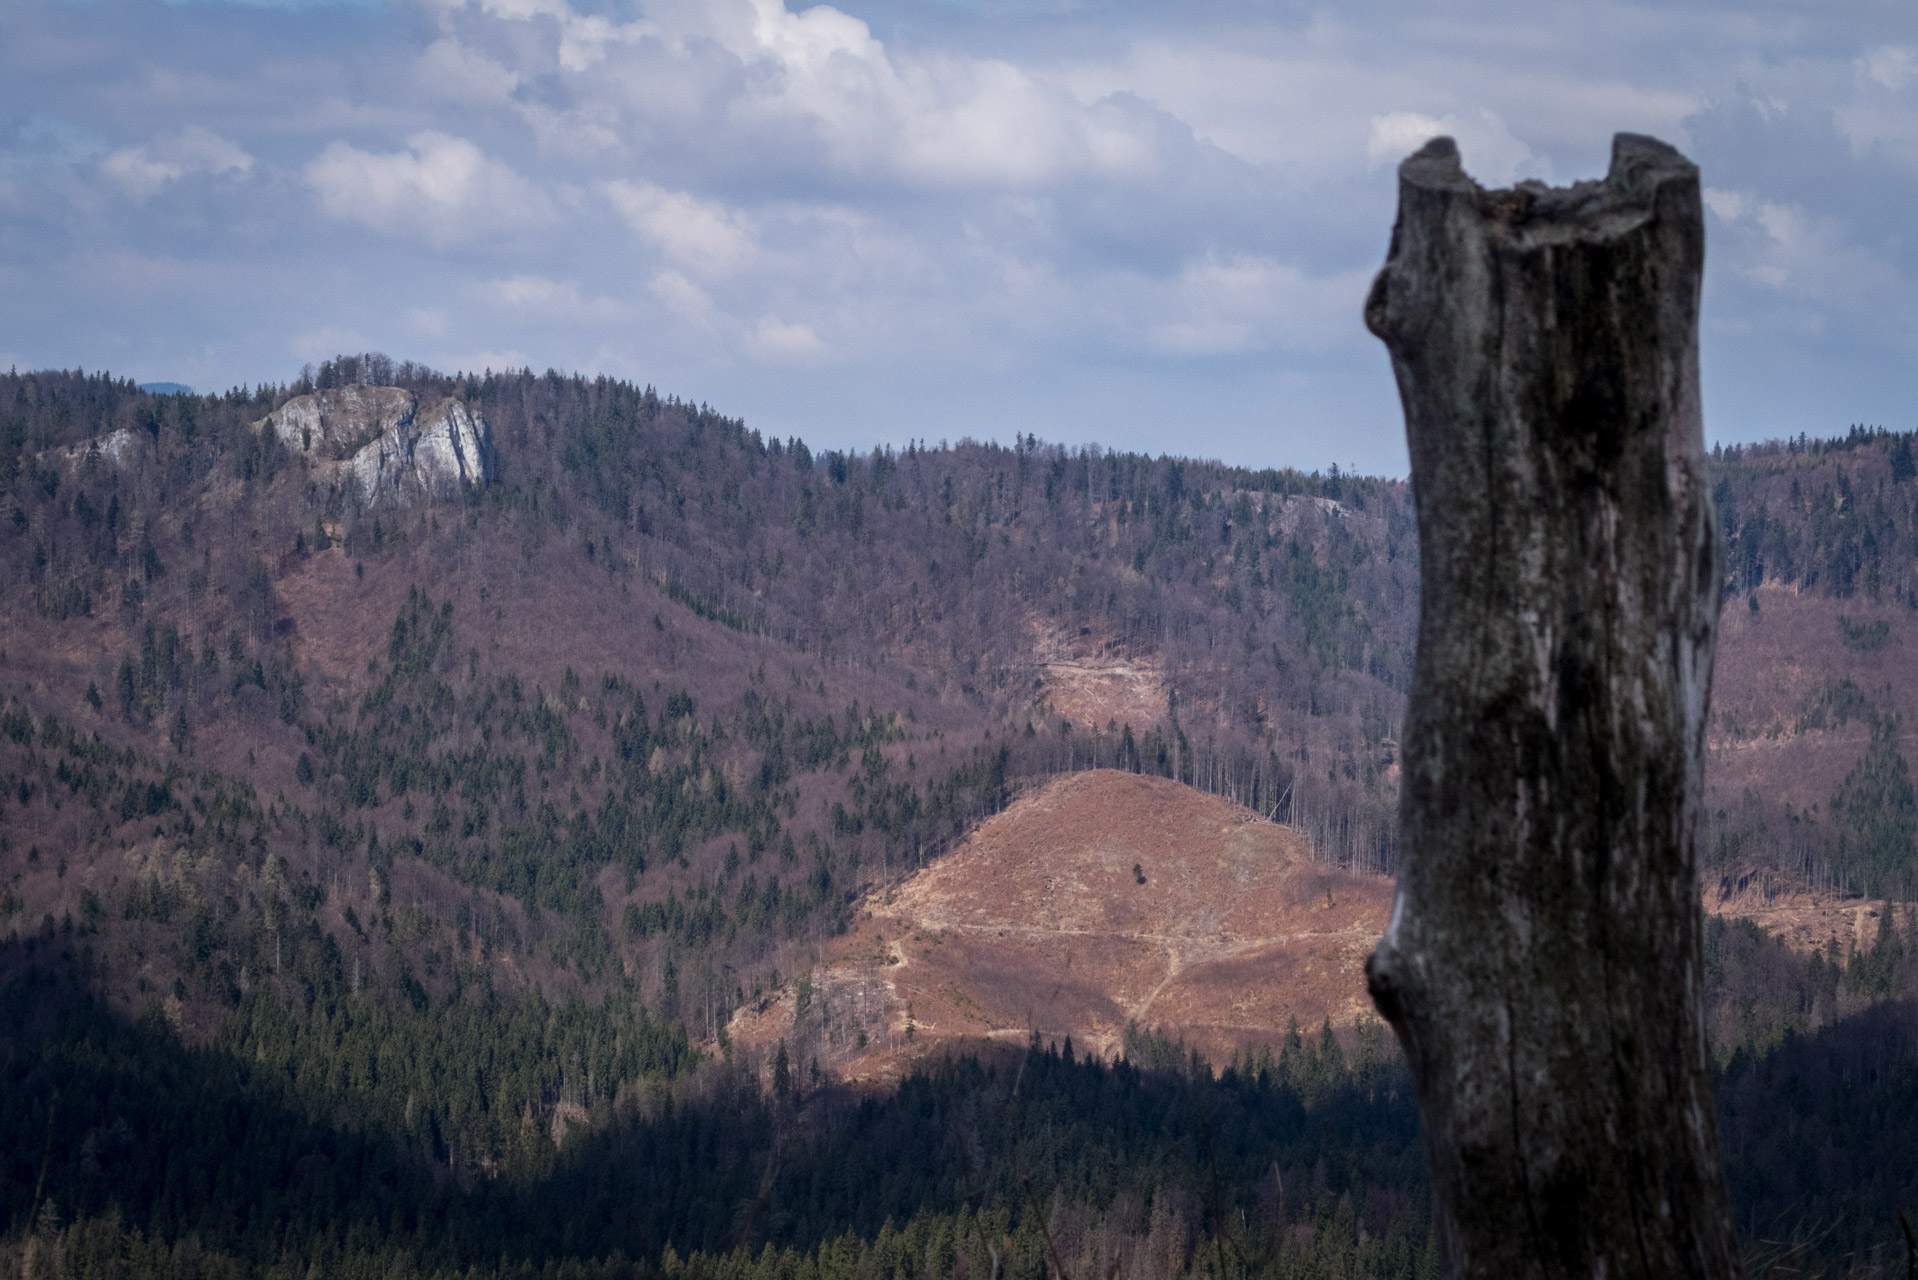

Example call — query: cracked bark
[1362,134,1740,1279]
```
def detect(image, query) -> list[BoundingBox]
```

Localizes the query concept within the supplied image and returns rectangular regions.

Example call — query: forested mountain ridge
[6,358,1918,1277]
[4,360,1918,1053]
[1,357,1419,1036]
[0,358,1429,1278]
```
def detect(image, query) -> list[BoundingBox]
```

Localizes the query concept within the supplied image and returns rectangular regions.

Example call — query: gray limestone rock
[257,386,493,508]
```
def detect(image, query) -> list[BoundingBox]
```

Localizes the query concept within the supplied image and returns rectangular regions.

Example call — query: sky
[2,0,1916,475]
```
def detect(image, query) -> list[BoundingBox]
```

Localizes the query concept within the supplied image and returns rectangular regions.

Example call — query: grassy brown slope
[732,769,1392,1079]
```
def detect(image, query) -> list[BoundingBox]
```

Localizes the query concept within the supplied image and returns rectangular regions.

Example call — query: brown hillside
[1708,582,1918,811]
[731,769,1393,1079]
[1705,864,1896,956]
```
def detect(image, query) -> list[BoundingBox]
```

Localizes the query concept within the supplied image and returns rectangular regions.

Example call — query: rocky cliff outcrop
[256,386,493,508]
[52,426,144,474]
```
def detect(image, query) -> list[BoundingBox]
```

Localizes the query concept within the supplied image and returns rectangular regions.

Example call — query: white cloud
[1860,46,1917,92]
[1147,256,1369,356]
[1366,108,1545,186]
[1702,187,1749,222]
[603,180,757,276]
[649,270,719,326]
[1064,42,1351,173]
[1366,111,1445,169]
[747,11,1158,187]
[99,154,176,202]
[554,12,653,73]
[471,0,653,71]
[1836,46,1918,168]
[100,126,251,201]
[747,314,826,362]
[519,102,621,156]
[472,0,569,21]
[490,274,629,322]
[407,307,450,337]
[418,39,520,105]
[493,274,566,306]
[469,0,1161,188]
[1752,202,1831,291]
[304,132,554,244]
[890,57,1157,187]
[1709,191,1908,332]
[1069,34,1693,182]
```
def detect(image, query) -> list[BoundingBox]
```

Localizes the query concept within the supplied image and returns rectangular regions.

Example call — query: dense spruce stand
[1363,134,1741,1278]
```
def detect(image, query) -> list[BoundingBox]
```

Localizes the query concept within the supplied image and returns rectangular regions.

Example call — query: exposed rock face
[266,385,414,457]
[53,427,143,474]
[341,398,490,507]
[256,386,493,508]
[91,428,142,469]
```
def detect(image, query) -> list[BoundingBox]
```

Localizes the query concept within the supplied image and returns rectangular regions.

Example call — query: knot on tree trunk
[1363,133,1738,1280]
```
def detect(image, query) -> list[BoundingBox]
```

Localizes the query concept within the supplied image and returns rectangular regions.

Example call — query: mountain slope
[6,360,1918,1278]
[732,769,1392,1079]
[3,359,1917,1074]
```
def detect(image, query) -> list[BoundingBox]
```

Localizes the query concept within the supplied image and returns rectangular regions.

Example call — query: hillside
[730,770,1393,1078]
[6,359,1918,1275]
[2,362,1916,1022]
[3,361,1917,1045]
[1699,431,1918,902]
[0,359,1419,1047]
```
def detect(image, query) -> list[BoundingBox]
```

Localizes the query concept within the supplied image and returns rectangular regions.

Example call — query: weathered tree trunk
[1363,134,1739,1279]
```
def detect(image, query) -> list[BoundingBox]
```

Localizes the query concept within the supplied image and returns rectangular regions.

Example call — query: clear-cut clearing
[723,764,1885,1086]
[730,769,1395,1080]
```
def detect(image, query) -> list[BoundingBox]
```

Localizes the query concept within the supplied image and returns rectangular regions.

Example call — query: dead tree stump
[1362,134,1739,1279]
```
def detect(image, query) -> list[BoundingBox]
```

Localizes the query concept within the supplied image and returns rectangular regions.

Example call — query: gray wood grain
[1363,133,1739,1280]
